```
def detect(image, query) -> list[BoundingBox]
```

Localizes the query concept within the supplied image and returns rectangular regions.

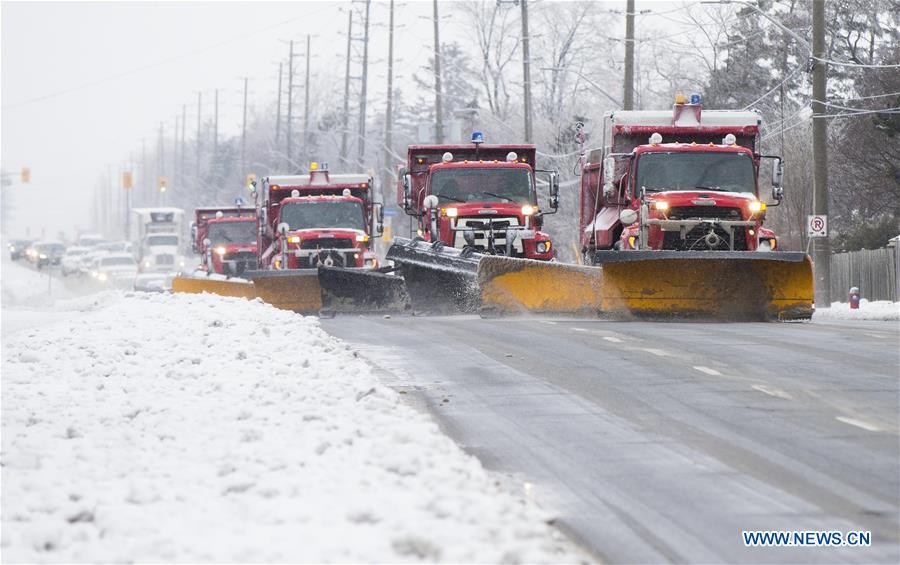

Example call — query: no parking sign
[807,215,828,238]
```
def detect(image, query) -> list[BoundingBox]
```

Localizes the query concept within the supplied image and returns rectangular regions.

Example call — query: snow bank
[814,300,900,321]
[1,259,73,306]
[2,293,577,563]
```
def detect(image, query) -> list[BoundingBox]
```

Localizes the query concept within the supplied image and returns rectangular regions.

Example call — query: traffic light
[122,171,133,189]
[246,173,256,188]
[21,167,30,183]
[158,176,167,193]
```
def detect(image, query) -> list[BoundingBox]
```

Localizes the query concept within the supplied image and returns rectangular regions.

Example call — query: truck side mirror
[549,171,560,210]
[603,156,615,197]
[402,174,413,211]
[190,223,198,254]
[374,203,384,235]
[772,159,784,189]
[202,237,211,250]
[772,186,784,201]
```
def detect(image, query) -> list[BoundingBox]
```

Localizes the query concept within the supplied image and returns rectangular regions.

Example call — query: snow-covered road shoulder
[2,293,578,563]
[814,300,899,321]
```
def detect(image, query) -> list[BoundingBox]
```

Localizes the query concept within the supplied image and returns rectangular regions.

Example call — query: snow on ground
[814,300,900,321]
[1,292,580,563]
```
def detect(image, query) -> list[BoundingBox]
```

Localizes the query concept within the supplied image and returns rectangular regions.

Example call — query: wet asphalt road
[321,315,900,564]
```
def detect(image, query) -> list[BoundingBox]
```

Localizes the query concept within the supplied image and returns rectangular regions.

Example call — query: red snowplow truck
[482,92,813,320]
[398,135,558,259]
[380,134,560,312]
[255,165,381,270]
[191,207,258,275]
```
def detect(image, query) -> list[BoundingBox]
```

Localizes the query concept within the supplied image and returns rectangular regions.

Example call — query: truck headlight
[749,200,765,213]
[356,234,369,242]
[98,272,108,282]
[444,207,458,218]
[653,201,669,211]
[521,205,535,216]
[39,253,47,259]
[287,236,301,244]
[144,260,151,268]
[215,246,226,256]
[536,241,550,253]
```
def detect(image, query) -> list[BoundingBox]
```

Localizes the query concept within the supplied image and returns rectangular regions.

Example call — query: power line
[742,64,805,109]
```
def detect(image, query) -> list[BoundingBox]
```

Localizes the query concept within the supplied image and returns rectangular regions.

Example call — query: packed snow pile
[814,300,899,321]
[1,293,577,563]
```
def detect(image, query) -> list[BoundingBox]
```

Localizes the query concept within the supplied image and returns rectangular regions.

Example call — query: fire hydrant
[849,287,861,309]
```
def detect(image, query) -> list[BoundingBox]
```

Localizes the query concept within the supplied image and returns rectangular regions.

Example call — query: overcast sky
[2,0,676,239]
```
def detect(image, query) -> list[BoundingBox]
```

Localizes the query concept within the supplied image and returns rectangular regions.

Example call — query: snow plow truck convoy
[174,94,814,321]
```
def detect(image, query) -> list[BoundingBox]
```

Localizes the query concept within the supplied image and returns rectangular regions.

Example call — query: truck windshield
[147,235,179,246]
[431,167,534,204]
[280,201,366,231]
[208,221,256,244]
[636,151,756,194]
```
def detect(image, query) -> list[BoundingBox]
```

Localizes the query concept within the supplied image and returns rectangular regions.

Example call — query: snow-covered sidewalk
[814,299,899,321]
[2,293,579,563]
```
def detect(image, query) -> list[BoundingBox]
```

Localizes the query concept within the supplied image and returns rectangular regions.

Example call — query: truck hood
[288,228,366,241]
[147,246,180,256]
[440,201,533,219]
[645,190,759,207]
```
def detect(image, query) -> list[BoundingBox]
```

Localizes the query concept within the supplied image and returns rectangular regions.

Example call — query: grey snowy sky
[1,0,680,238]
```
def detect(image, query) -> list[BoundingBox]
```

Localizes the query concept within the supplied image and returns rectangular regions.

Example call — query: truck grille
[224,251,258,273]
[453,216,524,256]
[299,238,353,250]
[156,254,175,265]
[668,206,742,220]
[297,250,357,269]
[663,225,748,251]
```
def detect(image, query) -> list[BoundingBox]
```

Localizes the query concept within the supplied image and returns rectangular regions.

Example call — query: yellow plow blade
[172,271,323,314]
[478,256,603,315]
[598,252,813,321]
[477,251,813,321]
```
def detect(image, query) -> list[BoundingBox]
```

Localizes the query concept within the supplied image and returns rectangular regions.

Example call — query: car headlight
[521,205,535,216]
[536,241,550,254]
[10,246,15,252]
[356,234,370,242]
[179,261,185,267]
[98,273,108,282]
[653,201,669,211]
[444,207,458,218]
[144,260,151,268]
[215,246,226,256]
[39,253,47,259]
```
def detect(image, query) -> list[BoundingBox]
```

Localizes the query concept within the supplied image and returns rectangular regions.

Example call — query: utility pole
[432,0,443,143]
[520,0,533,141]
[623,0,635,110]
[180,104,186,187]
[340,10,353,167]
[287,40,295,171]
[158,122,164,206]
[173,114,179,187]
[811,0,831,306]
[196,92,202,179]
[276,62,283,144]
[141,138,147,205]
[383,0,395,203]
[357,1,371,165]
[241,77,248,183]
[304,34,311,159]
[213,89,219,165]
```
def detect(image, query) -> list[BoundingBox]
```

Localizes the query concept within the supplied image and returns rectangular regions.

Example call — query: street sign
[122,171,133,189]
[807,215,827,238]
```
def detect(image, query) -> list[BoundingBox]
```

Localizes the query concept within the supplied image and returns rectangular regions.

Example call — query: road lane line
[752,384,793,400]
[603,336,624,343]
[642,348,669,357]
[836,416,882,432]
[693,366,722,376]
